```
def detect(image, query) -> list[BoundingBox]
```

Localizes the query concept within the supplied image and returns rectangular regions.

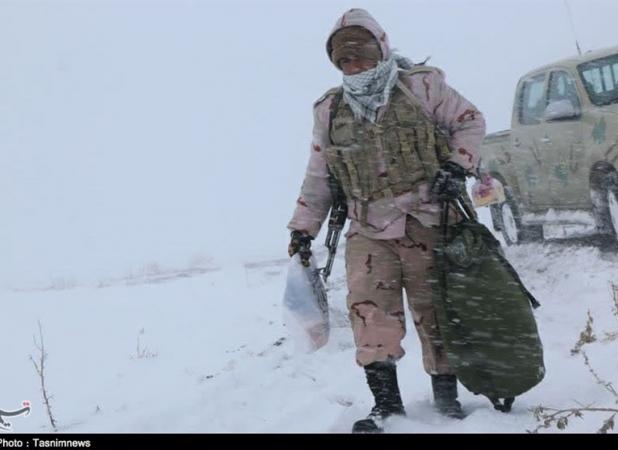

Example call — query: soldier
[287,8,486,433]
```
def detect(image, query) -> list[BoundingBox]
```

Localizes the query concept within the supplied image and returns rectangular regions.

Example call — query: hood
[326,8,391,68]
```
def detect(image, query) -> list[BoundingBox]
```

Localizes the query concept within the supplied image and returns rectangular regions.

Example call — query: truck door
[541,70,585,207]
[512,73,553,208]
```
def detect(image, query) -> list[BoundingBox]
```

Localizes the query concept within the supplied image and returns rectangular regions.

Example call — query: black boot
[432,374,466,419]
[352,361,406,433]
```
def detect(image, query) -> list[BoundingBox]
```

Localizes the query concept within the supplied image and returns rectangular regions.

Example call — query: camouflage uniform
[288,9,486,374]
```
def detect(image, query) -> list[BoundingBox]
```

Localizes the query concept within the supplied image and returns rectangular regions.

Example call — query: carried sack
[432,198,545,412]
[282,254,330,352]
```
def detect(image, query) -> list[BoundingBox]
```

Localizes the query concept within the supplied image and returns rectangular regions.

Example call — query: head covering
[326,8,391,68]
[326,9,415,123]
[330,26,382,69]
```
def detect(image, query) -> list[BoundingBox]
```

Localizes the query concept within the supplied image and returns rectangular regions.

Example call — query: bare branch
[534,290,618,433]
[581,350,618,400]
[530,406,618,433]
[30,321,58,432]
[571,310,596,355]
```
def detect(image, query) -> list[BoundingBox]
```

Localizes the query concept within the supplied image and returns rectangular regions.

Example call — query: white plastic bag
[282,254,330,352]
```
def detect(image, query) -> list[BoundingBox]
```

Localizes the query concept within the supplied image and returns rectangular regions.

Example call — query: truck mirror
[543,99,578,121]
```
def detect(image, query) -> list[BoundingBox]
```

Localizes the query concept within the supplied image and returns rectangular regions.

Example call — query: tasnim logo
[0,402,31,432]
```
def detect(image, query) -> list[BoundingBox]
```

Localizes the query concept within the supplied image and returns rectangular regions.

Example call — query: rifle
[321,172,348,283]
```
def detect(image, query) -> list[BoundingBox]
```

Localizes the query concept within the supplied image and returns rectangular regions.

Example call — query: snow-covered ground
[2,208,618,434]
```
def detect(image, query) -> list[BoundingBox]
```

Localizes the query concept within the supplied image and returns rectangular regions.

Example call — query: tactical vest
[323,78,452,225]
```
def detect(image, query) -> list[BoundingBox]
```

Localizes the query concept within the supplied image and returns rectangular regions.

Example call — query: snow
[2,206,618,433]
[3,0,618,435]
[4,0,618,290]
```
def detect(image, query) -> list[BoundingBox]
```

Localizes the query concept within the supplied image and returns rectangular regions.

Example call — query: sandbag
[432,199,545,411]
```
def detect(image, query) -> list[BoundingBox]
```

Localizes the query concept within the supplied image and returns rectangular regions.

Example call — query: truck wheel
[494,189,543,246]
[590,164,618,244]
[608,182,618,242]
[500,200,520,245]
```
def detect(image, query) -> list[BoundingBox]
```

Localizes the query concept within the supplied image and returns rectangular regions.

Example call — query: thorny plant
[529,284,618,434]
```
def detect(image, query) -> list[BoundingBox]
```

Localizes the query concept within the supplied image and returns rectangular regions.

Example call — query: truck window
[578,53,618,106]
[518,74,546,125]
[547,71,581,117]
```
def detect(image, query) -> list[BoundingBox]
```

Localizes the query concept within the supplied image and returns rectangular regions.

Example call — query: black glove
[288,230,313,267]
[431,161,468,202]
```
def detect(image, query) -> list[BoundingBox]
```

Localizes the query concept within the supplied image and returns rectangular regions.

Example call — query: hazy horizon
[2,0,618,288]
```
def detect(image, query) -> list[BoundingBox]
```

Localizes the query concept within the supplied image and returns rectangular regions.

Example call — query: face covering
[342,53,415,123]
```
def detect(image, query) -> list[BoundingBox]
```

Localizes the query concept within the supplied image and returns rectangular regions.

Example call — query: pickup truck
[479,45,618,245]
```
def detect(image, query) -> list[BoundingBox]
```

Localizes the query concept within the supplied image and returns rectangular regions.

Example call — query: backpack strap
[314,86,342,109]
[398,64,442,77]
[493,250,541,309]
[324,88,347,205]
[316,87,347,224]
[395,78,423,109]
[327,88,343,145]
[313,86,343,146]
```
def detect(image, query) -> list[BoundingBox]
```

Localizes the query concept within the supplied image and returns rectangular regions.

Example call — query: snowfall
[2,0,618,435]
[2,206,618,434]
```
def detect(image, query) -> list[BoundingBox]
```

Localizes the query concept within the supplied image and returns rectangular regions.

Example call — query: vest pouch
[381,125,426,184]
[325,87,451,207]
[323,144,369,201]
[434,129,452,164]
[330,115,357,146]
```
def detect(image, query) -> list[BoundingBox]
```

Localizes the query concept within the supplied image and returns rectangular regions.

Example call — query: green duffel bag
[432,197,545,412]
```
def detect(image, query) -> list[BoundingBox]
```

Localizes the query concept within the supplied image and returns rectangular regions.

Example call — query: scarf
[342,53,415,123]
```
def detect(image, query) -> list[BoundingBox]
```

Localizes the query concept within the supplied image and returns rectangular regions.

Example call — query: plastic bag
[471,174,505,208]
[282,254,329,352]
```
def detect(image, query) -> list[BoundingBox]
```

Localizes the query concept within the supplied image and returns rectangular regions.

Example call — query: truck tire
[606,173,618,243]
[491,188,543,246]
[590,165,618,246]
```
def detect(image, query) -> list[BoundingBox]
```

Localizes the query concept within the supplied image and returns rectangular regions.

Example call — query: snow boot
[352,361,406,433]
[432,374,466,419]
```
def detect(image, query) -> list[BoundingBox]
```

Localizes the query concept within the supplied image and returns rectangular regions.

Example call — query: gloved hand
[288,230,314,267]
[430,161,468,202]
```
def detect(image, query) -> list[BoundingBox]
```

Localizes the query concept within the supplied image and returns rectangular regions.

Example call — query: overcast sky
[2,0,618,287]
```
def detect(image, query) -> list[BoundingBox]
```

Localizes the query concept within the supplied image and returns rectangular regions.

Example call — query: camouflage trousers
[345,215,453,374]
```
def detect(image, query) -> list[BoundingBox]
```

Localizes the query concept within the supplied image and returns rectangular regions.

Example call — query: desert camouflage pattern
[346,216,453,372]
[324,79,451,227]
[287,8,486,370]
[288,8,485,240]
